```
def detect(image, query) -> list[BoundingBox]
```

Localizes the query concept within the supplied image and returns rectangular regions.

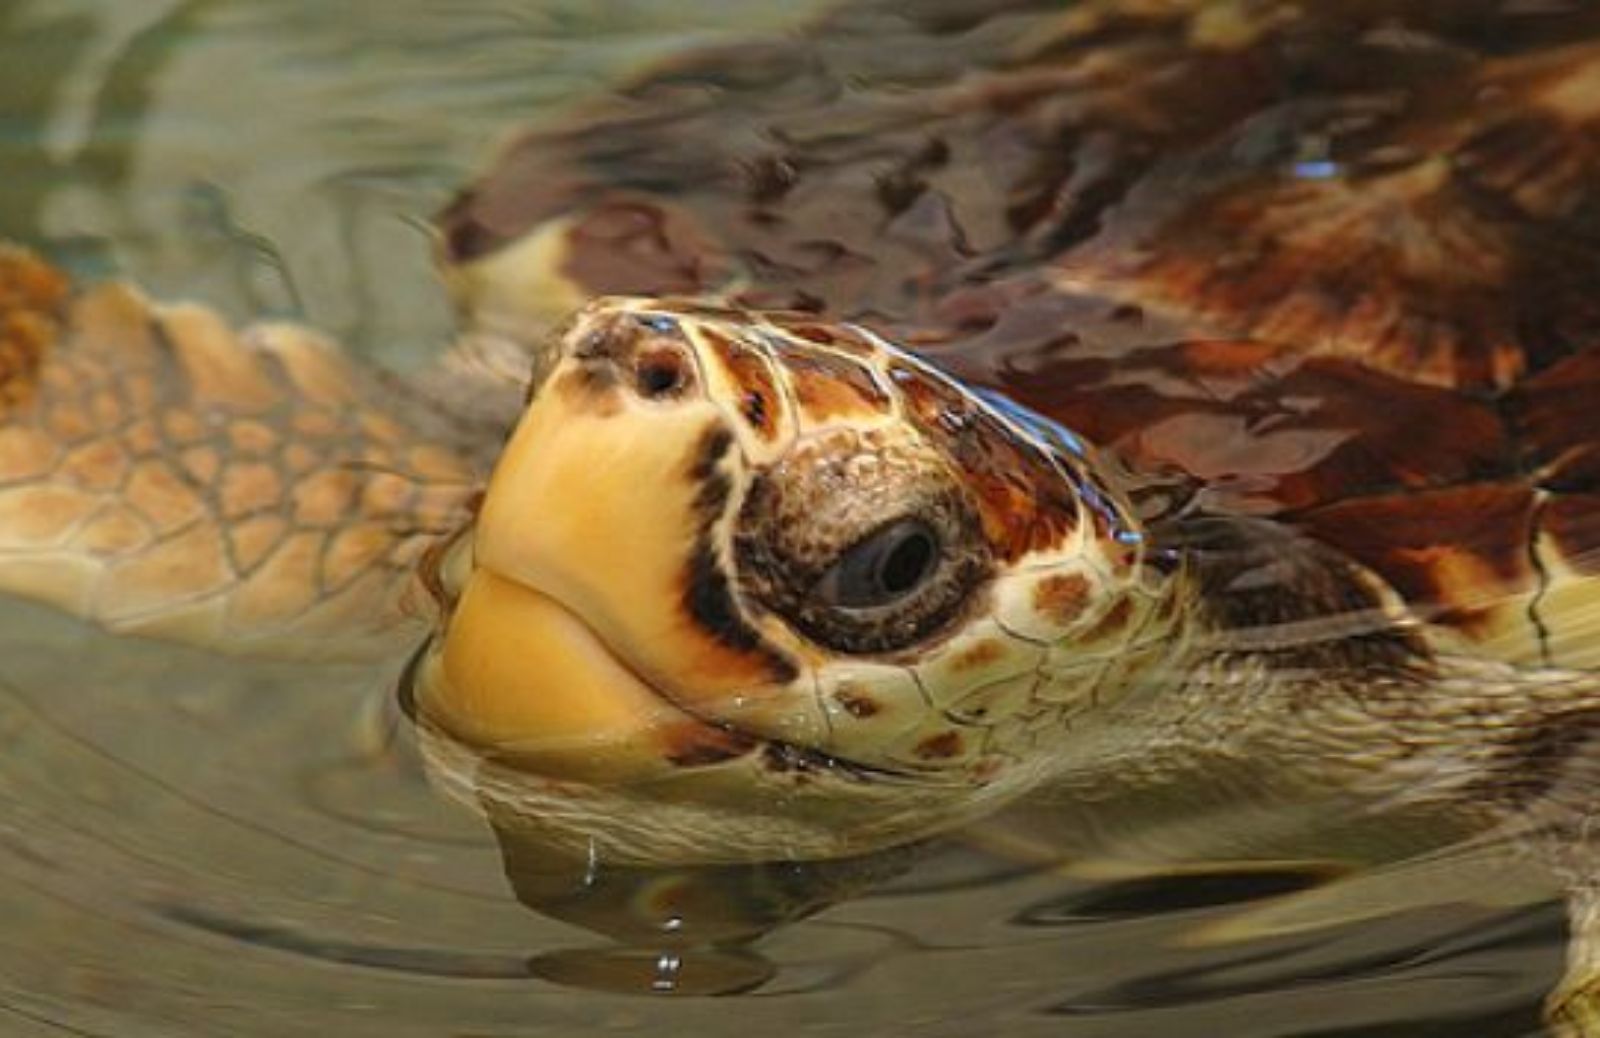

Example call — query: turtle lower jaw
[414,566,771,782]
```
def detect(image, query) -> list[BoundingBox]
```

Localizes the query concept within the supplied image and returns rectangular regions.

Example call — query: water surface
[0,3,1572,1036]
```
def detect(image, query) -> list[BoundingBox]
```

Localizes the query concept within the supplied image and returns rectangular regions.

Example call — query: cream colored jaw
[422,568,699,779]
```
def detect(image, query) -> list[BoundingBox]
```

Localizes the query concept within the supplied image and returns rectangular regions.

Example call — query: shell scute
[1507,347,1600,483]
[1544,497,1600,577]
[1294,483,1542,658]
[1536,493,1600,668]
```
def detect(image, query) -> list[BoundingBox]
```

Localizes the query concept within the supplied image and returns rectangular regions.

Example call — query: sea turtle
[1,0,1598,1031]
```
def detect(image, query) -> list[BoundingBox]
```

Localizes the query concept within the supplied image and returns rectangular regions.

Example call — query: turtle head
[412,299,1178,862]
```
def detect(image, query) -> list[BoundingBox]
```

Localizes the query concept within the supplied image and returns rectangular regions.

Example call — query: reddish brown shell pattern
[443,0,1600,668]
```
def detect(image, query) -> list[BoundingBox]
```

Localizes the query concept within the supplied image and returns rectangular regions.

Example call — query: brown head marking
[662,721,760,769]
[915,730,964,761]
[766,332,891,422]
[833,684,883,718]
[681,425,799,684]
[950,638,1006,673]
[1079,597,1135,645]
[886,358,1092,561]
[1033,572,1093,627]
[696,325,784,442]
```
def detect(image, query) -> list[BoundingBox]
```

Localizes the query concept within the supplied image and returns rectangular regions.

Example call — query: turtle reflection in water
[2,0,1600,1032]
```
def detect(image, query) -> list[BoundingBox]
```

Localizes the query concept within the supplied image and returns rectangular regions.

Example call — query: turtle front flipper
[0,245,481,659]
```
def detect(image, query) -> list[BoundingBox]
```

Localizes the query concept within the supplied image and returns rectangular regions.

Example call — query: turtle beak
[412,302,807,778]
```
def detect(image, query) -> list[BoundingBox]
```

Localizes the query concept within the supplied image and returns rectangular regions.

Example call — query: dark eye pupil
[879,531,934,595]
[820,520,941,609]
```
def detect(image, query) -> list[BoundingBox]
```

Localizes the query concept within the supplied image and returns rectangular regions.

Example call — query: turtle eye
[734,431,992,655]
[816,519,941,609]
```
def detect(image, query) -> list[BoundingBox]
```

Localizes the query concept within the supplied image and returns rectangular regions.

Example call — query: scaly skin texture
[409,300,1597,874]
[4,2,1600,1029]
[447,1,1600,677]
[5,247,1600,1033]
[0,246,481,658]
[412,298,1179,862]
[411,299,1600,1035]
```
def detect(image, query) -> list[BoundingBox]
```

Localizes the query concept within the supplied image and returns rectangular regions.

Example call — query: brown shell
[443,1,1600,667]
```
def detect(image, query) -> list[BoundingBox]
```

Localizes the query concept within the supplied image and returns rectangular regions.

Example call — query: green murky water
[0,3,1571,1036]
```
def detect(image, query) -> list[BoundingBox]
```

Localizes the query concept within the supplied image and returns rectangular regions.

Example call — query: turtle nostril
[635,347,690,399]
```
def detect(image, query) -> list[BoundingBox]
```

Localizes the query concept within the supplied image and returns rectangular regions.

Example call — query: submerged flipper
[0,246,481,659]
